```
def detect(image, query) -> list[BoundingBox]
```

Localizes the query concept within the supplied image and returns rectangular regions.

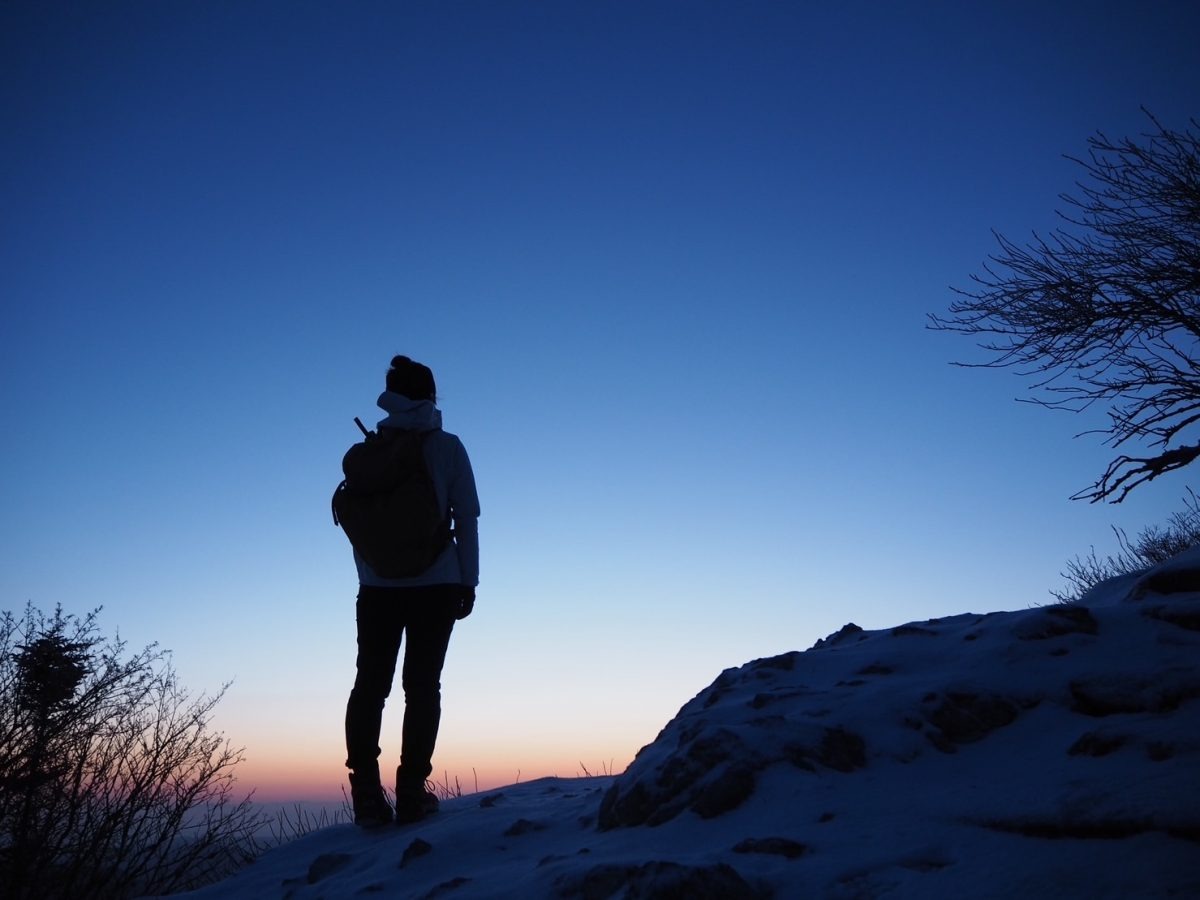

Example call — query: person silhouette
[343,355,480,826]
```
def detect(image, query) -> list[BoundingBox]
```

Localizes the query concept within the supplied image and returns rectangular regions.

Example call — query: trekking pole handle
[354,417,370,436]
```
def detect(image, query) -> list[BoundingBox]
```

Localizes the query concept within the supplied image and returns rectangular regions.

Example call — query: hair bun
[385,355,437,402]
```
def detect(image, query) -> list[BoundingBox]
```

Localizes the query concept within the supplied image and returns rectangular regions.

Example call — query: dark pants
[345,584,457,793]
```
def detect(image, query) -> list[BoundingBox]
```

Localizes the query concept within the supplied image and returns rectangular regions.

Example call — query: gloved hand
[456,585,476,620]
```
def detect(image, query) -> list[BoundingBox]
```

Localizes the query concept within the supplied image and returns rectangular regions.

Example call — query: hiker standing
[341,355,480,826]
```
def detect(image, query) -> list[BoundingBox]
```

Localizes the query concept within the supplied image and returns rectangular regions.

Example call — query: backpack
[331,418,452,578]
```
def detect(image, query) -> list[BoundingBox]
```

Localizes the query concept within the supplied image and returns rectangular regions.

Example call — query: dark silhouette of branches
[0,604,264,900]
[1051,489,1200,602]
[930,112,1200,502]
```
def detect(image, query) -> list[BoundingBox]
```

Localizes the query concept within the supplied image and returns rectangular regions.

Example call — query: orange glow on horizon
[237,752,632,803]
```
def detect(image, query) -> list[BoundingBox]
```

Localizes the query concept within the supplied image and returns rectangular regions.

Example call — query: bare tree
[929,113,1200,502]
[0,604,264,900]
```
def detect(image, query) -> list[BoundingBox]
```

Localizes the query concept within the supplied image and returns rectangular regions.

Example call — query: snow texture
[156,550,1200,898]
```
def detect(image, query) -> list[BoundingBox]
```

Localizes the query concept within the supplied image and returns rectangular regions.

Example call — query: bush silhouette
[0,603,262,900]
[1053,490,1200,602]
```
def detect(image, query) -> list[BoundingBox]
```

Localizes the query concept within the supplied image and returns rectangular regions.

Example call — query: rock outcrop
[597,547,1200,898]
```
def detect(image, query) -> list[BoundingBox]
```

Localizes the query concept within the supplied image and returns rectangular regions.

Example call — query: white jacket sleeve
[450,438,480,586]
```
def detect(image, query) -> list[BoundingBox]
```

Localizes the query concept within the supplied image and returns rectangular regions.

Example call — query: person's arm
[450,438,480,589]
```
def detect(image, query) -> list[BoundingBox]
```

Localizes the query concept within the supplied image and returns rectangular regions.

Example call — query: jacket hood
[376,391,443,432]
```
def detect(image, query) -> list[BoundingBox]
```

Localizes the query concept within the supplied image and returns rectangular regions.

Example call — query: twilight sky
[2,1,1197,800]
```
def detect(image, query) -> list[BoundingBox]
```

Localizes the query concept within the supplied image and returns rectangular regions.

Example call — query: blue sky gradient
[2,1,1198,797]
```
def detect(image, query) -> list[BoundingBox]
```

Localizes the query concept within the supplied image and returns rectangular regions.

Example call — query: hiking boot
[394,786,439,824]
[349,770,393,827]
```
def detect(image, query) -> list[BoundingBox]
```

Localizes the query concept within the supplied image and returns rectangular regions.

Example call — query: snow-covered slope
[163,551,1200,899]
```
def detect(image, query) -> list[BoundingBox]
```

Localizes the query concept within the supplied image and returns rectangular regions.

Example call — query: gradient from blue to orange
[2,2,1197,800]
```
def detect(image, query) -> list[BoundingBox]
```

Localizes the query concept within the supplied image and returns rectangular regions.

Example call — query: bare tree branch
[1074,441,1200,503]
[930,111,1200,501]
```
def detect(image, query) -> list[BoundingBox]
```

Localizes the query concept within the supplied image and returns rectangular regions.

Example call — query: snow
[155,554,1200,899]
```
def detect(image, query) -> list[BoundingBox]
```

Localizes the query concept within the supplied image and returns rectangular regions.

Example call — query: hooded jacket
[353,391,480,589]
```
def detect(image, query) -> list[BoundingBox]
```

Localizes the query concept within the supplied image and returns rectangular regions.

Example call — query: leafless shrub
[1052,490,1200,602]
[0,604,264,900]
